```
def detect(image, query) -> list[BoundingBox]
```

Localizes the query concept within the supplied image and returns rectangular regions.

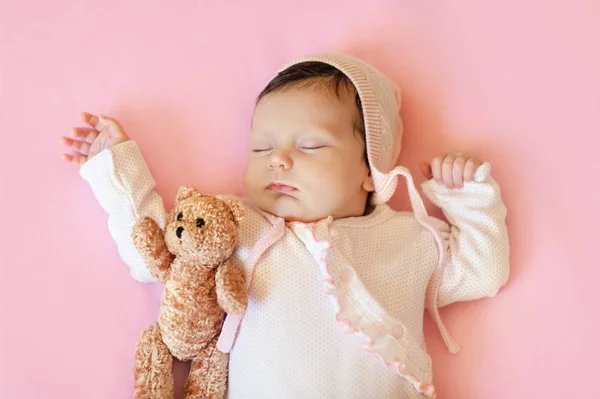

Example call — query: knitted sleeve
[421,163,510,307]
[79,141,165,283]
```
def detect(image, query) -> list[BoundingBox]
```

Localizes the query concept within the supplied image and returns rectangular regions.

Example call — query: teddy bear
[130,186,247,399]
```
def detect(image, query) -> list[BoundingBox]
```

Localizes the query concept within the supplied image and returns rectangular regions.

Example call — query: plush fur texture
[131,187,247,399]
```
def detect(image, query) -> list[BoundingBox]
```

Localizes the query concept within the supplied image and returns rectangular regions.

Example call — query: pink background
[1,1,599,398]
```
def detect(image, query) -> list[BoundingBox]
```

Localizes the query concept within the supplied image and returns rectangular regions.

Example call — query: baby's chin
[256,195,325,223]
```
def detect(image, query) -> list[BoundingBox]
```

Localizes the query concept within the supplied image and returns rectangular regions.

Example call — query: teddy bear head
[164,186,244,267]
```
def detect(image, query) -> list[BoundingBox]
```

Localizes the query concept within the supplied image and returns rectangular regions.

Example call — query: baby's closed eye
[249,137,272,154]
[298,144,325,151]
[251,148,272,154]
[296,139,328,151]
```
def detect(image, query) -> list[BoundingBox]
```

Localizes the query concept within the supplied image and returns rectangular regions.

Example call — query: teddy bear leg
[134,322,174,399]
[184,337,229,399]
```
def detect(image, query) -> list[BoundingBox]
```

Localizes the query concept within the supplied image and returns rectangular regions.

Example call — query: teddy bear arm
[145,250,175,283]
[131,216,175,283]
[215,260,248,316]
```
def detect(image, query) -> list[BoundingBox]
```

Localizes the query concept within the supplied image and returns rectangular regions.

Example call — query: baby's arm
[420,153,510,307]
[61,113,165,283]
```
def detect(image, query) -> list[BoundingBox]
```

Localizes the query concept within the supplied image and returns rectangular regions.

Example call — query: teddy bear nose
[176,226,184,238]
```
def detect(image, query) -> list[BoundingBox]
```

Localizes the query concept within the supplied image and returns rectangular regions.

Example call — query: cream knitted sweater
[80,140,509,398]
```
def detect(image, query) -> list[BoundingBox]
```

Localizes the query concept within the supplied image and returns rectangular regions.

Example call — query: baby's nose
[269,151,292,170]
[176,226,184,238]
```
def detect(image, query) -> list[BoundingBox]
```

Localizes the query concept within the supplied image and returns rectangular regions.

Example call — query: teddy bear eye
[196,218,205,228]
[177,213,183,221]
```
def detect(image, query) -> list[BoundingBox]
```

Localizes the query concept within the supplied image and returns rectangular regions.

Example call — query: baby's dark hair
[257,62,367,159]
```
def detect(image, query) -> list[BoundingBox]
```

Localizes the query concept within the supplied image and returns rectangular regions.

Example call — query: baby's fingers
[79,112,102,130]
[441,155,457,188]
[71,127,98,144]
[61,137,91,155]
[430,156,444,184]
[452,157,466,188]
[60,153,88,166]
[463,158,482,182]
[61,137,90,166]
[419,161,433,179]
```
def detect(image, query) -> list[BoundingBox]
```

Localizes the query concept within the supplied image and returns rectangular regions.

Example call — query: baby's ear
[218,196,245,226]
[175,186,200,204]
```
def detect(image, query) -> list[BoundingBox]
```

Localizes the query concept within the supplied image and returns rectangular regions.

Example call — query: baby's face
[243,87,374,223]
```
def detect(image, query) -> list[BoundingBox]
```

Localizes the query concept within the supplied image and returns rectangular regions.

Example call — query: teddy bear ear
[218,196,245,225]
[175,186,200,204]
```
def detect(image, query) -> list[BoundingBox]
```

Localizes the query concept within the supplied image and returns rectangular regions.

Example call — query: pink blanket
[1,1,598,398]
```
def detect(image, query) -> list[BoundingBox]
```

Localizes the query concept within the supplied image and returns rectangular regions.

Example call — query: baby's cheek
[242,166,260,191]
[309,170,343,199]
[320,160,353,182]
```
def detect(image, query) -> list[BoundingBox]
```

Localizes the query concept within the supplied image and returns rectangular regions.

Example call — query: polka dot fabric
[227,217,428,398]
[80,140,167,283]
[421,162,510,308]
[80,142,510,398]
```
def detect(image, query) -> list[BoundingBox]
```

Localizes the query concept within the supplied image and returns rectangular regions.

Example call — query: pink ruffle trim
[303,225,437,399]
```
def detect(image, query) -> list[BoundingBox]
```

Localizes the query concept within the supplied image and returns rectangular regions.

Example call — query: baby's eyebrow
[302,125,338,136]
[308,126,349,140]
[249,129,275,138]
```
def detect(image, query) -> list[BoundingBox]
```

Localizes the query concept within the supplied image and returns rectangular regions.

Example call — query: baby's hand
[60,112,129,166]
[419,153,484,189]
